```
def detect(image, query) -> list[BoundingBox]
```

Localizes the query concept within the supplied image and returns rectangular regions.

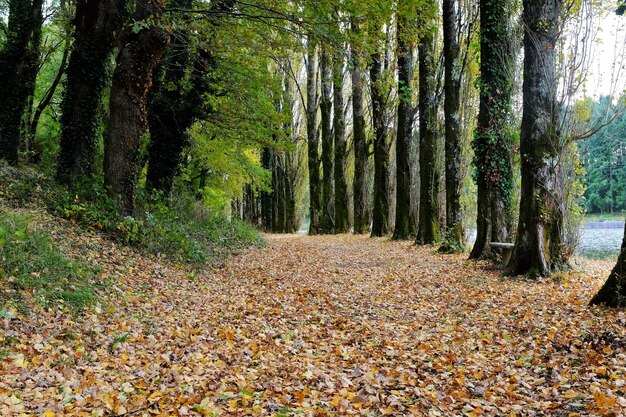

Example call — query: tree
[469,0,515,259]
[370,47,391,237]
[505,0,564,277]
[440,0,465,252]
[351,18,370,234]
[393,3,416,240]
[320,48,335,233]
[104,0,170,215]
[146,0,236,194]
[306,39,322,235]
[57,0,126,184]
[416,0,440,245]
[333,47,350,233]
[0,0,44,165]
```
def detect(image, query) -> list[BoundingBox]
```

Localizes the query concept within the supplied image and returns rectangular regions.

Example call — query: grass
[584,212,626,222]
[0,210,102,311]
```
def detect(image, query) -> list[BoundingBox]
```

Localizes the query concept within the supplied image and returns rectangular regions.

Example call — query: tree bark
[351,20,370,234]
[57,0,126,184]
[370,51,390,237]
[416,7,440,245]
[590,224,626,307]
[505,0,564,277]
[146,0,235,194]
[0,0,44,165]
[320,49,335,234]
[307,40,322,235]
[469,0,515,260]
[393,11,415,240]
[104,0,170,216]
[440,0,465,252]
[333,51,349,234]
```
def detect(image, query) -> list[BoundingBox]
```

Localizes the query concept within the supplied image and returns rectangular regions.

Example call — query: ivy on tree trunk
[505,0,565,277]
[104,0,170,216]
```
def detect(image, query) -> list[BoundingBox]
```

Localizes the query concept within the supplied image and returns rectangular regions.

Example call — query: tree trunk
[416,8,440,245]
[590,224,626,307]
[333,51,349,234]
[307,40,322,235]
[57,0,126,184]
[320,49,335,234]
[351,20,369,234]
[104,0,170,216]
[440,0,465,252]
[370,51,390,237]
[0,0,44,165]
[145,0,235,194]
[393,11,415,240]
[469,0,515,260]
[505,0,564,277]
[260,146,273,230]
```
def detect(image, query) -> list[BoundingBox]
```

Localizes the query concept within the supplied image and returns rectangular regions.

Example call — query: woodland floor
[2,224,626,417]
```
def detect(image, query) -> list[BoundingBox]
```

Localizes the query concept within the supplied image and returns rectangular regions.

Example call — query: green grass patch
[584,212,626,223]
[0,210,101,311]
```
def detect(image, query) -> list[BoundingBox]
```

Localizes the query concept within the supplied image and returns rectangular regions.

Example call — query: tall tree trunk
[146,0,235,194]
[470,0,515,260]
[505,0,564,277]
[0,0,44,165]
[590,224,626,307]
[104,0,170,216]
[307,40,322,235]
[260,146,273,230]
[320,49,335,234]
[393,10,415,240]
[416,6,440,245]
[333,52,349,233]
[352,20,369,234]
[57,0,126,184]
[370,51,390,237]
[440,0,465,252]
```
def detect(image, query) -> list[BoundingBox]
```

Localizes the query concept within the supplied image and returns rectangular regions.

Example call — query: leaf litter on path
[1,233,625,416]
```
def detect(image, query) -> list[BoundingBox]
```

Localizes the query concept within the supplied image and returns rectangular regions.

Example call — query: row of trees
[1,0,626,306]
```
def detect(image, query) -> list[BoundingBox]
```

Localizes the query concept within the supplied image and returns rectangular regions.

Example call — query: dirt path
[1,234,625,416]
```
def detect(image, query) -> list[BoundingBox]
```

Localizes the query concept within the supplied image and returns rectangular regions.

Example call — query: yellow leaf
[41,410,55,417]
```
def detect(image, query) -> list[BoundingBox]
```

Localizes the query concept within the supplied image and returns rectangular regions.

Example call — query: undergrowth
[0,210,101,312]
[0,161,263,265]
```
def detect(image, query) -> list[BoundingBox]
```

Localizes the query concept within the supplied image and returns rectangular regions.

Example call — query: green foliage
[0,210,101,311]
[579,96,626,214]
[53,181,264,264]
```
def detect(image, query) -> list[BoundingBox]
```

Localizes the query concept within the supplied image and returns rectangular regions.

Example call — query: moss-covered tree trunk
[333,52,349,234]
[146,0,235,194]
[370,51,391,237]
[590,224,626,307]
[393,10,415,241]
[57,0,126,184]
[0,0,44,166]
[440,0,465,252]
[104,0,170,216]
[145,0,193,194]
[505,0,564,277]
[469,0,515,260]
[351,20,370,234]
[260,146,273,230]
[416,6,440,245]
[307,41,322,235]
[320,49,335,234]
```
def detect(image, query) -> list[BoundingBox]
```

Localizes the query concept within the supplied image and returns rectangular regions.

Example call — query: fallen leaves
[1,232,626,416]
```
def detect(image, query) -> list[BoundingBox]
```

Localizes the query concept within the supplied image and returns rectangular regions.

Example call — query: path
[1,234,625,416]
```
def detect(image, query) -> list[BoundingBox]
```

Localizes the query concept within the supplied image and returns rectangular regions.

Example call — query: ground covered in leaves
[2,228,626,416]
